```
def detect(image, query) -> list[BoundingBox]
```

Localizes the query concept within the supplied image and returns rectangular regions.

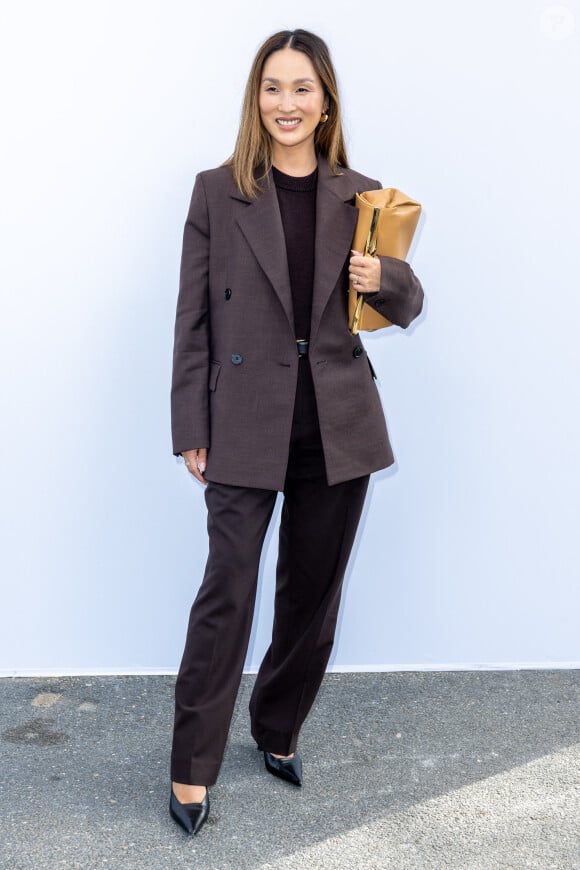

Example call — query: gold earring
[320,110,329,123]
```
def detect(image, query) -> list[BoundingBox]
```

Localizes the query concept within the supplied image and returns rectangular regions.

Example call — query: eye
[264,85,278,93]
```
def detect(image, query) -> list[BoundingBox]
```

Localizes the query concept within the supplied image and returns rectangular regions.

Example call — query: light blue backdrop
[1,0,578,674]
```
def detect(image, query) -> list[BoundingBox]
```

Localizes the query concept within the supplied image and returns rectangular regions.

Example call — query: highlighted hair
[224,29,348,197]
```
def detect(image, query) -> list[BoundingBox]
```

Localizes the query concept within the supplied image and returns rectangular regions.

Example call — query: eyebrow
[262,77,316,84]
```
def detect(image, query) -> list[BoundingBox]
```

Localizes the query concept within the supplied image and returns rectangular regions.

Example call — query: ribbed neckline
[272,165,318,192]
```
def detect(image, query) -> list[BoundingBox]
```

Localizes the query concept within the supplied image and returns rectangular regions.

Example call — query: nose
[278,90,296,112]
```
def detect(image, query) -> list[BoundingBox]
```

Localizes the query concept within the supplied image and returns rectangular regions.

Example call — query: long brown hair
[225,30,349,198]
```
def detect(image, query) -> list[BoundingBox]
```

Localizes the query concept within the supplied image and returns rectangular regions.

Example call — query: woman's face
[259,47,327,163]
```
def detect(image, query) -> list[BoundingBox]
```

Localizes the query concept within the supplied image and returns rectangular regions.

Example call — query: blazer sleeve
[170,173,211,455]
[364,255,424,328]
[360,177,425,329]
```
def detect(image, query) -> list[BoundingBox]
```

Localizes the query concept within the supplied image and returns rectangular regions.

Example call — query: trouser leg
[171,480,277,786]
[249,470,369,756]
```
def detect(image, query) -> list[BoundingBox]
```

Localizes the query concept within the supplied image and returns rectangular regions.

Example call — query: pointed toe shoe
[262,749,303,787]
[169,788,210,836]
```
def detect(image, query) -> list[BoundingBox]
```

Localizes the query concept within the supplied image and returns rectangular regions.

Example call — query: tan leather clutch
[349,188,422,334]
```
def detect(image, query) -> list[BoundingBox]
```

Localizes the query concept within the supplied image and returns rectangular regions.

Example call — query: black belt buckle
[296,339,309,358]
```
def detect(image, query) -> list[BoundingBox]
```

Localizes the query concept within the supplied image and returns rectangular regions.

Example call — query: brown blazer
[171,154,424,490]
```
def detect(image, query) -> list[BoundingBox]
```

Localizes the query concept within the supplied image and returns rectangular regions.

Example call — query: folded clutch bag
[349,188,422,334]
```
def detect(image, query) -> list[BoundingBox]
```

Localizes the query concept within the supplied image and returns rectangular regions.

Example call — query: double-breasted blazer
[171,153,424,490]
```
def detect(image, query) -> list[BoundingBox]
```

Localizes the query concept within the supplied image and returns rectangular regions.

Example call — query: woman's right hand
[182,448,208,485]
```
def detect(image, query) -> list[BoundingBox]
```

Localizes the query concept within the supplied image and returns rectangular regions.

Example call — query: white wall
[1,0,578,674]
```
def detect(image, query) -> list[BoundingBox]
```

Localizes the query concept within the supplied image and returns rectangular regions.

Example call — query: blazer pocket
[209,360,221,392]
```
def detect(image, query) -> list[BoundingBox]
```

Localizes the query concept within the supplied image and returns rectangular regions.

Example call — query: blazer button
[353,346,363,359]
[374,298,384,308]
[225,288,232,300]
[231,353,243,365]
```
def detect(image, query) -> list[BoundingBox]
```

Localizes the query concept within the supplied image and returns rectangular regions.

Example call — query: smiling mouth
[276,118,301,128]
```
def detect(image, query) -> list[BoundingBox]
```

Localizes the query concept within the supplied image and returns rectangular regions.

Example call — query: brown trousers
[171,360,369,785]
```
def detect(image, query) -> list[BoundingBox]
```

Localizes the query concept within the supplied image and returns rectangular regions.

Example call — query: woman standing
[169,29,424,835]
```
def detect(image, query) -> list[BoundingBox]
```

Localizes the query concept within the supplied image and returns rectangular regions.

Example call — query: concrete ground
[0,671,578,869]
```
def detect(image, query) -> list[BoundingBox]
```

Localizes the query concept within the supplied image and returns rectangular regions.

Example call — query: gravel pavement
[1,671,578,869]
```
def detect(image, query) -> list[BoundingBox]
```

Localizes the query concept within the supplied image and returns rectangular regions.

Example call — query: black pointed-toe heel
[169,787,210,836]
[260,748,303,787]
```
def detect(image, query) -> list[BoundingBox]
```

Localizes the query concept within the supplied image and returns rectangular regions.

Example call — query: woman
[169,29,424,836]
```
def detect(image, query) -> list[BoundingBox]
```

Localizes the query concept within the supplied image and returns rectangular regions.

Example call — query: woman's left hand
[349,250,381,293]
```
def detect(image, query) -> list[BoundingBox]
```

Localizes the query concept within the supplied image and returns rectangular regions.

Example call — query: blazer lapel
[232,158,359,340]
[310,156,359,341]
[233,174,294,332]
